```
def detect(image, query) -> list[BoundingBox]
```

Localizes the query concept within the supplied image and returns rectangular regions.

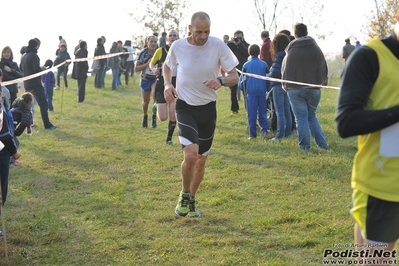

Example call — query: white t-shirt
[165,36,238,106]
[124,46,135,61]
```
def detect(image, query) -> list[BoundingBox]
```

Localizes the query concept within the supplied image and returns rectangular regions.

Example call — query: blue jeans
[46,86,54,111]
[287,88,327,149]
[246,95,268,137]
[272,85,292,139]
[111,68,119,90]
[95,66,106,88]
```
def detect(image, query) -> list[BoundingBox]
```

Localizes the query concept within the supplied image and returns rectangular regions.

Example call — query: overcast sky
[1,0,376,66]
[189,0,375,54]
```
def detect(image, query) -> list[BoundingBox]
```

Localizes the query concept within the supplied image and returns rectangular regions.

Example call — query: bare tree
[251,0,324,39]
[129,0,189,47]
[254,0,280,32]
[368,0,399,39]
[285,0,325,39]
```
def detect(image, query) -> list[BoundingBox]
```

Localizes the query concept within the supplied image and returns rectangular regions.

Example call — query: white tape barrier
[237,69,340,90]
[1,54,340,91]
[1,52,129,87]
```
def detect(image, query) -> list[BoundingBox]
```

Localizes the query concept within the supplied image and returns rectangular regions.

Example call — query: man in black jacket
[342,38,355,62]
[20,39,58,130]
[227,30,249,114]
[281,23,328,150]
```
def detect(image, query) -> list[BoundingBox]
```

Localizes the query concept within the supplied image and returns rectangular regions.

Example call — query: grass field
[1,74,360,265]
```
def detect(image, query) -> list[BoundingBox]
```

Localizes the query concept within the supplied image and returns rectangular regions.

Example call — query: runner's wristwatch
[217,77,226,85]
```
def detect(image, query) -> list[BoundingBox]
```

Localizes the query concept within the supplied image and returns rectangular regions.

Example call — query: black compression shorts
[175,99,217,156]
[155,76,176,104]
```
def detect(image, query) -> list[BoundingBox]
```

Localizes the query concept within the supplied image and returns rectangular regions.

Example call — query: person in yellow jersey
[149,30,179,145]
[336,8,399,264]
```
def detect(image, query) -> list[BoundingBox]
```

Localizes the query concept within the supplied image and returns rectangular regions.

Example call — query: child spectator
[238,44,270,139]
[10,92,33,166]
[41,60,55,111]
[11,92,34,136]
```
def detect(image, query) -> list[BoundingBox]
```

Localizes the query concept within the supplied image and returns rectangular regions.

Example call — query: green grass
[2,74,359,265]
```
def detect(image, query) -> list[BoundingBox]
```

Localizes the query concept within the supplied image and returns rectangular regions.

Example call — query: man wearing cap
[20,38,58,130]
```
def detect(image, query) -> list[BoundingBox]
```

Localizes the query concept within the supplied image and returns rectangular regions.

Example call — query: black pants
[229,84,239,112]
[27,84,53,128]
[125,61,135,84]
[78,77,87,102]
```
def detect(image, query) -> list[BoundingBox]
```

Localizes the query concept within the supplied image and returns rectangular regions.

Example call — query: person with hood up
[20,38,58,130]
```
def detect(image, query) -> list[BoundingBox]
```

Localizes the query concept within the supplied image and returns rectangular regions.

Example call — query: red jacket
[260,38,272,67]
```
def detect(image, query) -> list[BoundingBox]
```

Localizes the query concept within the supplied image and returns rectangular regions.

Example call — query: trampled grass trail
[3,74,362,265]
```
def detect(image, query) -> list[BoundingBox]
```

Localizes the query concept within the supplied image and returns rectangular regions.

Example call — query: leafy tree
[368,0,399,39]
[129,0,189,48]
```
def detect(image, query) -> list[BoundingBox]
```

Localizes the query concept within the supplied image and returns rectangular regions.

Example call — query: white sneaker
[269,137,281,142]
